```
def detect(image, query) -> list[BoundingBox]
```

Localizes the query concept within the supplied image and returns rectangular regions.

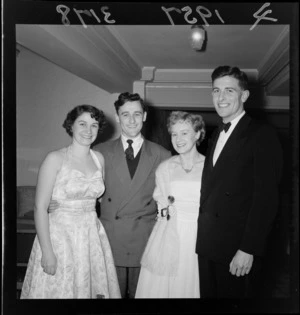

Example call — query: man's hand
[48,200,59,212]
[229,249,253,277]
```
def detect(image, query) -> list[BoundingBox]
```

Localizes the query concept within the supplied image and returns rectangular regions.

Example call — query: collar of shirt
[121,134,144,157]
[213,111,246,165]
[221,111,246,137]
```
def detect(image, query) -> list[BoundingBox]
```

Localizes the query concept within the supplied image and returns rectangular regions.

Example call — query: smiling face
[212,75,249,123]
[115,100,147,139]
[170,120,200,155]
[72,112,99,146]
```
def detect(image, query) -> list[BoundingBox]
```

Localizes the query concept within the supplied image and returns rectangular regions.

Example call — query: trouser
[198,256,262,298]
[116,266,141,299]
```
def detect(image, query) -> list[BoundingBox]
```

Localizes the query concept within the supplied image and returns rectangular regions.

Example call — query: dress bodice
[169,159,203,221]
[50,146,105,211]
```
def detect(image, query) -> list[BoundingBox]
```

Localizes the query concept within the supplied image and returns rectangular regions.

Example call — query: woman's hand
[41,251,57,275]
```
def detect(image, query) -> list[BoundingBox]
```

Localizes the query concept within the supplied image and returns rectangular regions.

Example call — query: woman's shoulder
[46,148,65,160]
[40,148,66,171]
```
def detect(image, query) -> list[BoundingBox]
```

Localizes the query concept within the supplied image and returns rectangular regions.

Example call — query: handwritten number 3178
[56,5,116,28]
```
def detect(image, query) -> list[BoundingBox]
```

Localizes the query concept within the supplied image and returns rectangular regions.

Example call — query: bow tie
[219,122,232,133]
[125,139,134,160]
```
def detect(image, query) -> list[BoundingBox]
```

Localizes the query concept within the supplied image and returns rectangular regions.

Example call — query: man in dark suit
[94,92,171,298]
[196,66,283,298]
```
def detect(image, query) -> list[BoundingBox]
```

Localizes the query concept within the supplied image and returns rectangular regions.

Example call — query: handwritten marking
[182,6,197,24]
[56,5,115,27]
[251,2,278,30]
[56,4,279,29]
[161,6,181,25]
[56,5,71,26]
[90,9,101,24]
[101,6,116,24]
[215,10,225,24]
[73,9,92,29]
[161,5,225,26]
[196,6,212,26]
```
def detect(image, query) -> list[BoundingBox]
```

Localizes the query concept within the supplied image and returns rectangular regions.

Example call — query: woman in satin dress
[21,105,121,299]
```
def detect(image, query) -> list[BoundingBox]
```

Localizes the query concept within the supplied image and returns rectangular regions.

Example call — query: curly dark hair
[114,92,148,114]
[167,111,206,146]
[62,105,107,137]
[211,65,249,90]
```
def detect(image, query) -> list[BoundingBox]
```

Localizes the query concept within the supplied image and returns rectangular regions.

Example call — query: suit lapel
[207,128,221,171]
[201,128,220,202]
[201,114,252,204]
[108,138,132,183]
[118,140,156,211]
[214,114,251,169]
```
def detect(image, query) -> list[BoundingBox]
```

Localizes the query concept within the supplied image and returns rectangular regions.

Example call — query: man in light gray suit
[94,92,171,298]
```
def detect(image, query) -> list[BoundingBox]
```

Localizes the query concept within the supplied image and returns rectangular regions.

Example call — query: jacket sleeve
[163,148,172,161]
[240,124,283,255]
[153,159,170,213]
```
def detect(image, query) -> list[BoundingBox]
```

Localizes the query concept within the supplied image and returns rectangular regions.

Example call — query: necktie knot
[220,122,231,133]
[125,139,134,160]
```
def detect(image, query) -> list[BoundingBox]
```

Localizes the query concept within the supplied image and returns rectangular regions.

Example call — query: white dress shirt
[213,111,246,166]
[121,134,144,158]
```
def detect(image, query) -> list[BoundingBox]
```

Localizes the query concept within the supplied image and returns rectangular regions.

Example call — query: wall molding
[258,25,290,94]
[134,67,288,110]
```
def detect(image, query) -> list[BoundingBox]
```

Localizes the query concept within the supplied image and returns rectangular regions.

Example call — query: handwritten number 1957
[161,3,277,30]
[161,6,225,26]
[56,5,115,27]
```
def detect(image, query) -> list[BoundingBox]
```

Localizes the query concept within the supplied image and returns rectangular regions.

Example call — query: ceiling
[16,24,290,96]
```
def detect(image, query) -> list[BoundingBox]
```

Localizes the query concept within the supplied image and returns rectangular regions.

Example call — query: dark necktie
[219,122,231,133]
[125,139,134,160]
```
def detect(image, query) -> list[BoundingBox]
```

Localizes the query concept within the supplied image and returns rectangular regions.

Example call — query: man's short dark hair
[211,66,249,90]
[114,92,148,114]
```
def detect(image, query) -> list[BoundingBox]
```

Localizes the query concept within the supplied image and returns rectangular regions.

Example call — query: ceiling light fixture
[189,25,206,51]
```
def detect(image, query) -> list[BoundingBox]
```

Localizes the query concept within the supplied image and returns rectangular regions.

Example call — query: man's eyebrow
[212,87,237,90]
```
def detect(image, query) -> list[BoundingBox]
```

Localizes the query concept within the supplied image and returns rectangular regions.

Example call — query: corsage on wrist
[160,196,175,220]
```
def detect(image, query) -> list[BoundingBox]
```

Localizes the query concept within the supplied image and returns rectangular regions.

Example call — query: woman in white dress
[21,105,121,299]
[135,111,205,298]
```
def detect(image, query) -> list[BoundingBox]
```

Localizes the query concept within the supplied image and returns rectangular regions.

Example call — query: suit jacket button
[225,192,230,196]
[115,215,119,220]
[215,213,219,218]
[108,198,111,202]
